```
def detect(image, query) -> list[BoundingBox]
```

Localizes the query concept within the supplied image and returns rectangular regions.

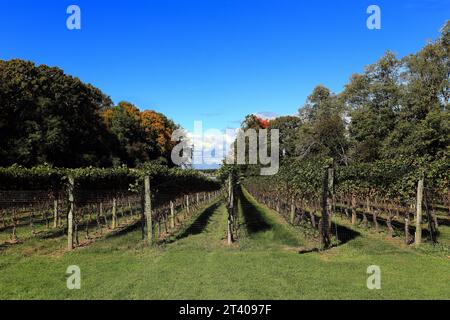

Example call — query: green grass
[0,192,449,300]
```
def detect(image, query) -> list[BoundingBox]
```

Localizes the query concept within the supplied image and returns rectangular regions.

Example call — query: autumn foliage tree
[101,102,178,167]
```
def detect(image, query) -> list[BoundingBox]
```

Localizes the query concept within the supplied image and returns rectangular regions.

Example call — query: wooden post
[351,194,358,225]
[144,175,153,242]
[112,197,117,229]
[327,166,334,231]
[170,201,175,229]
[53,199,58,228]
[140,188,145,240]
[290,196,295,225]
[227,173,234,245]
[67,176,75,251]
[320,167,331,249]
[12,209,17,241]
[415,177,424,246]
[100,202,107,225]
[186,195,190,215]
[362,198,369,228]
[405,212,411,245]
[424,189,437,243]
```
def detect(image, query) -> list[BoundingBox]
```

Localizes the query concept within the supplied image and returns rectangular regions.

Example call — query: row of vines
[244,156,450,249]
[0,164,221,250]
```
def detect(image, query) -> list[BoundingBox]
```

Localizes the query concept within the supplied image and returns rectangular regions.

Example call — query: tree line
[238,21,449,180]
[0,60,179,168]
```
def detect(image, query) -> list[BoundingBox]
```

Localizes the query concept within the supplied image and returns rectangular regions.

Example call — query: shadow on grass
[164,202,221,244]
[35,228,66,240]
[0,239,23,252]
[238,188,271,235]
[437,217,450,227]
[105,219,142,239]
[298,247,320,254]
[335,206,443,243]
[330,221,361,245]
[0,216,51,233]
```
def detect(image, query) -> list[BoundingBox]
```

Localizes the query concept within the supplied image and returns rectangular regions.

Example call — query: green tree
[269,116,302,158]
[342,51,403,162]
[0,59,113,167]
[384,21,450,162]
[297,86,348,163]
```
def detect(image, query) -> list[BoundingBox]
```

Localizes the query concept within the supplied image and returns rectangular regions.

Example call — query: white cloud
[254,111,279,120]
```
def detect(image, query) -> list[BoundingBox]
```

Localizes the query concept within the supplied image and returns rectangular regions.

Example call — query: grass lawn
[0,190,449,300]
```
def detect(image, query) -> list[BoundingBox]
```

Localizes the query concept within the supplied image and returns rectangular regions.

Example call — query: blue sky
[1,0,449,133]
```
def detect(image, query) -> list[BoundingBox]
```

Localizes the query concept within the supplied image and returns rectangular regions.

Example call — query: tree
[102,102,179,167]
[140,110,178,162]
[297,85,348,163]
[102,102,152,167]
[342,51,403,162]
[269,116,302,158]
[0,59,113,167]
[0,59,180,168]
[384,22,450,162]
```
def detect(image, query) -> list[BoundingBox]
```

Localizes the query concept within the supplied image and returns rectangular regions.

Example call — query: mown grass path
[0,192,449,299]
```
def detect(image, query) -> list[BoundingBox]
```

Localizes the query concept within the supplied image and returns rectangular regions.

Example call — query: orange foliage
[101,102,177,157]
[119,102,141,122]
[255,116,270,129]
[101,108,114,129]
[140,110,175,153]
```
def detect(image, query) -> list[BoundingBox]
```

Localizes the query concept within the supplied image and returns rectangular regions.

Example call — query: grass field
[0,189,449,300]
